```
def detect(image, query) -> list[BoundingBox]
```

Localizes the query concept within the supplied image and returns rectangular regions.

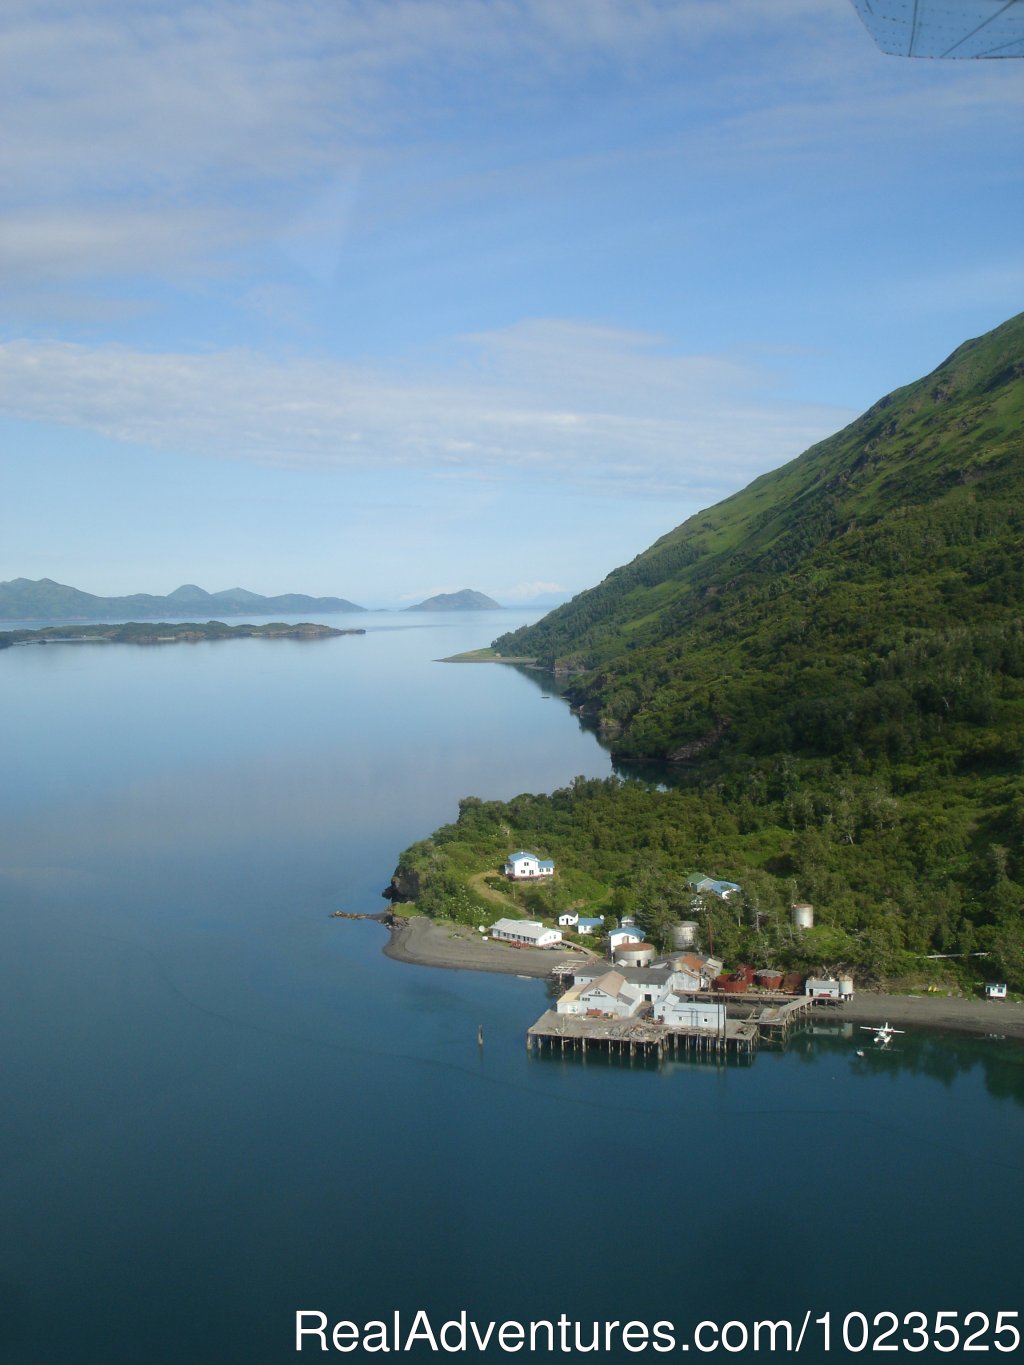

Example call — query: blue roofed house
[607,926,645,954]
[504,850,555,880]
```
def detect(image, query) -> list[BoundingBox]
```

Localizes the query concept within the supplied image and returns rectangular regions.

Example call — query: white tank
[839,976,854,999]
[792,903,814,930]
[671,921,699,948]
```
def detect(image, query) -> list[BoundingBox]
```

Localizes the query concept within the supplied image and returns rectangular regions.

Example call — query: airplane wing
[849,0,1024,58]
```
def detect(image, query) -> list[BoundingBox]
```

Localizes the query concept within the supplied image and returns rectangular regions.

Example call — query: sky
[1,0,1021,609]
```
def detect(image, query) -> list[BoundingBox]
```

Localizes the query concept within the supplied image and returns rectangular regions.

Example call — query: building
[556,971,644,1018]
[607,926,646,954]
[570,960,692,1005]
[687,875,743,901]
[985,983,1008,1000]
[557,912,603,934]
[655,994,726,1032]
[805,976,845,999]
[503,851,555,880]
[672,951,721,989]
[489,918,562,948]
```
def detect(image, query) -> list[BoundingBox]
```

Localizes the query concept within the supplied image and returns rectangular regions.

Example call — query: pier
[526,1010,758,1061]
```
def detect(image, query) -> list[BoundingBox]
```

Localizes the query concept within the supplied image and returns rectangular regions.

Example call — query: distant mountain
[0,578,365,620]
[406,589,502,612]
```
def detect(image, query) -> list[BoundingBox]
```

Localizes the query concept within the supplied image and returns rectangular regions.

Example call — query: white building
[556,971,644,1018]
[655,994,726,1032]
[674,955,720,988]
[607,926,645,954]
[489,918,562,948]
[985,983,1008,1000]
[503,851,555,880]
[558,911,579,928]
[805,977,842,999]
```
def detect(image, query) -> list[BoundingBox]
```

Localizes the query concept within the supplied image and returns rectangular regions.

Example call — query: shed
[805,977,842,999]
[985,983,1008,1000]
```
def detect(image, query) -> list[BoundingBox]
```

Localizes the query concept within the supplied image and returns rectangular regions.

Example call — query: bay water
[1,612,1021,1363]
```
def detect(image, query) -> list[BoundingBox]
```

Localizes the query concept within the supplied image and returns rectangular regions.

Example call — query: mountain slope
[494,313,1024,766]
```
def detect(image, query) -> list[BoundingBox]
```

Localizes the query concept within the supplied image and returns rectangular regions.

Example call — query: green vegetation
[493,313,1024,770]
[439,648,538,663]
[394,775,1023,988]
[398,315,1024,988]
[0,620,360,647]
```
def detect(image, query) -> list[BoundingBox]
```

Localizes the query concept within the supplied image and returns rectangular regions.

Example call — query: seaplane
[856,1021,905,1053]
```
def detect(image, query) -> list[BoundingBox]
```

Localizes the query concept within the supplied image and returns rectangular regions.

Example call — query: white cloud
[0,325,855,501]
[497,581,569,602]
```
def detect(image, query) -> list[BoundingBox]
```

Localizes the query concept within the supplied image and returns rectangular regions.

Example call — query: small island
[0,620,365,649]
[405,589,501,611]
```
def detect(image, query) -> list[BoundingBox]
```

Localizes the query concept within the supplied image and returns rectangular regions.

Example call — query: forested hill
[493,313,1024,767]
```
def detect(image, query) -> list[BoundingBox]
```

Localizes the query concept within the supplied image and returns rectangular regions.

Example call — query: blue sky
[1,0,1021,609]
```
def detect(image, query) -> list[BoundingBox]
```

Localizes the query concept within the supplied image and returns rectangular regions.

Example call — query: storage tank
[792,902,815,930]
[839,976,854,1000]
[614,942,656,967]
[671,920,699,949]
[756,969,783,991]
[716,974,748,994]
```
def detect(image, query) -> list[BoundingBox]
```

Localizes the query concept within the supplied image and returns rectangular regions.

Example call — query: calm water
[1,612,1021,1363]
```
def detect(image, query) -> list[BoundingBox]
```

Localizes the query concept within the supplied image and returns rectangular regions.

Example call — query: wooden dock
[526,1010,758,1061]
[680,991,844,1038]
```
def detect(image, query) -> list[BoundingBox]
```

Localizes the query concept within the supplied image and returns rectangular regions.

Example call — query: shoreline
[383,913,583,979]
[381,915,1024,1042]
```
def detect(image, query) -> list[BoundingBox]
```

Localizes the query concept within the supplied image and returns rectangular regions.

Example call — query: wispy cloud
[497,581,569,603]
[0,325,854,501]
[3,0,1018,292]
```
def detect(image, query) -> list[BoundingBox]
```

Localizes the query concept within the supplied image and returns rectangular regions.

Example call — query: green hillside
[494,313,1024,768]
[397,316,1023,990]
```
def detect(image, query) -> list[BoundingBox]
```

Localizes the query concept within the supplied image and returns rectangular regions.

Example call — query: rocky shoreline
[379,914,1024,1041]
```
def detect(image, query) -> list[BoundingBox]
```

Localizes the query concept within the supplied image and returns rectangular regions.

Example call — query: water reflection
[787,1023,1024,1106]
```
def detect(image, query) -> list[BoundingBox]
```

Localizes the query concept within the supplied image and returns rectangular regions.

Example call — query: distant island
[0,621,364,649]
[0,578,366,621]
[405,589,502,612]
